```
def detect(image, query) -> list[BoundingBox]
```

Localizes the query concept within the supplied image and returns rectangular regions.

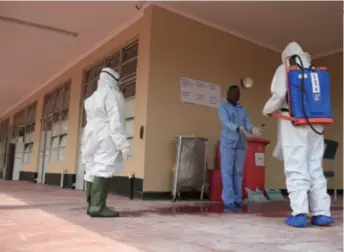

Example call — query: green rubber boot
[88,176,119,218]
[85,181,92,215]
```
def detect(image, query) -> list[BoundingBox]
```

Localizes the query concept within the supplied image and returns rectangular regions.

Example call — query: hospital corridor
[0,1,343,252]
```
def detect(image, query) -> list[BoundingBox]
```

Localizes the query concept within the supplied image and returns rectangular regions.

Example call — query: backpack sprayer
[268,55,333,134]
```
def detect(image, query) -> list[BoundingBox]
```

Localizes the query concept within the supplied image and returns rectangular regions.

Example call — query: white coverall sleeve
[262,65,287,115]
[105,93,130,151]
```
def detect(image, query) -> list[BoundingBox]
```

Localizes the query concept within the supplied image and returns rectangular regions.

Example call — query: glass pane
[53,112,61,123]
[44,117,53,130]
[122,79,136,98]
[11,127,18,140]
[122,42,138,62]
[85,63,103,82]
[106,53,120,69]
[62,109,69,121]
[84,80,97,99]
[62,84,71,106]
[56,88,63,108]
[29,132,34,143]
[24,144,30,152]
[60,135,68,148]
[24,133,30,143]
[50,92,57,112]
[121,58,137,79]
[125,119,134,138]
[51,136,60,148]
[52,122,61,136]
[58,147,66,161]
[124,98,135,118]
[61,120,68,134]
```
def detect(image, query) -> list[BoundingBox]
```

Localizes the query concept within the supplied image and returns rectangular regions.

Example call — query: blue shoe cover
[311,215,334,226]
[235,202,244,209]
[224,203,237,211]
[285,214,308,228]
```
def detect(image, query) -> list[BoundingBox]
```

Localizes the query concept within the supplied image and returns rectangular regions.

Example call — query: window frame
[42,81,71,163]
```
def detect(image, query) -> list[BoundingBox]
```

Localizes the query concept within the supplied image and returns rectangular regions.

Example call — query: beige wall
[143,6,282,192]
[0,17,150,179]
[142,6,343,192]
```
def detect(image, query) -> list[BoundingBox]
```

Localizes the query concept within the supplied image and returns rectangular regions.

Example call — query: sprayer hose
[294,55,323,135]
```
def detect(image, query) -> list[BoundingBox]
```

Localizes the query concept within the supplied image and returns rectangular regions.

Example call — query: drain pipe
[128,173,135,200]
[60,169,67,188]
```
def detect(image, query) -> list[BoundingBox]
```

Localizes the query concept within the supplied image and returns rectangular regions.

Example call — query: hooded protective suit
[82,67,130,182]
[262,42,331,218]
[82,67,130,218]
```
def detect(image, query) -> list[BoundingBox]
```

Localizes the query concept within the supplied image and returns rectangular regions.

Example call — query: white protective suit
[82,67,130,182]
[263,42,331,217]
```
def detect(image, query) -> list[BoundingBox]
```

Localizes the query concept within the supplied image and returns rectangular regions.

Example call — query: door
[3,125,18,179]
[0,141,6,176]
[3,143,15,180]
[12,136,24,180]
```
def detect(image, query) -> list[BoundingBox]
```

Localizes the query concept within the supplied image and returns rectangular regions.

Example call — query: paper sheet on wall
[180,77,221,108]
[180,77,197,104]
[255,153,265,167]
[207,83,222,108]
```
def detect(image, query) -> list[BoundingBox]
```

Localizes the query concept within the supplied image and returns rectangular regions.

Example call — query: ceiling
[0,1,342,117]
[157,1,343,57]
[0,1,142,116]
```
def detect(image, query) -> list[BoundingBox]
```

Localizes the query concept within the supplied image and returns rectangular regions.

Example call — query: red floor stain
[119,202,343,218]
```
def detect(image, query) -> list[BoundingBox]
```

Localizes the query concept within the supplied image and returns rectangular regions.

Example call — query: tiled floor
[0,180,342,252]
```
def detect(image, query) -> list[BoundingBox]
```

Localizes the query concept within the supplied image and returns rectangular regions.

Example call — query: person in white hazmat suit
[262,42,334,228]
[82,67,130,218]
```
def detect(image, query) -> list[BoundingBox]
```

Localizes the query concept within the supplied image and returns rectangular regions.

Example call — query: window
[42,81,71,163]
[43,82,70,116]
[48,111,67,162]
[11,103,37,164]
[23,142,33,164]
[50,136,60,162]
[22,122,35,164]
